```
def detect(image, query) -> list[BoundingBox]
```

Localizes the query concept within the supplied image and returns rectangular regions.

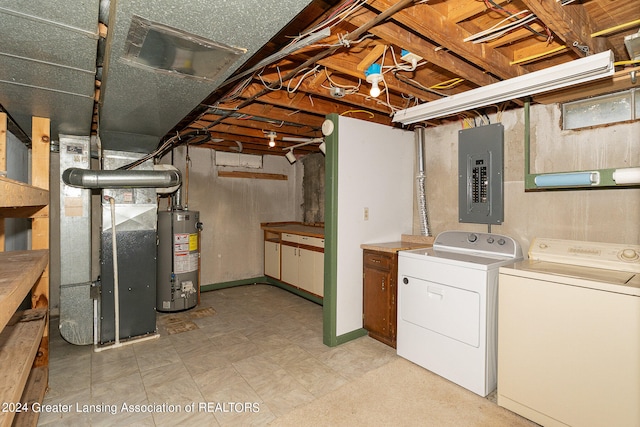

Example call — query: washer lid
[501,260,640,296]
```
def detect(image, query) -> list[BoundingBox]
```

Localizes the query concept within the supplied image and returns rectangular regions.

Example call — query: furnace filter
[157,210,200,312]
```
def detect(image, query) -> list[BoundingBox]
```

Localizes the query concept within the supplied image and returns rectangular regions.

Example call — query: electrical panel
[458,124,504,224]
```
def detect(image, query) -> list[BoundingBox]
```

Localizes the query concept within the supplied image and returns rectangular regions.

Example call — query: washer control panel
[529,238,640,273]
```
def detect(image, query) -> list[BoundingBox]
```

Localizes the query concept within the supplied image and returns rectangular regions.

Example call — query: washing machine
[397,230,523,397]
[498,238,640,427]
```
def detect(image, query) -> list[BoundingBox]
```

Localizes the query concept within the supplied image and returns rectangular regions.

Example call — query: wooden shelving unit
[0,114,50,427]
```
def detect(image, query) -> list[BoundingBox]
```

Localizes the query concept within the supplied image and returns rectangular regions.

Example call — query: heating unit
[397,230,522,397]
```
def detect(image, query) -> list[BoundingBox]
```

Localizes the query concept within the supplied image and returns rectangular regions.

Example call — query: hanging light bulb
[266,131,276,147]
[365,63,383,98]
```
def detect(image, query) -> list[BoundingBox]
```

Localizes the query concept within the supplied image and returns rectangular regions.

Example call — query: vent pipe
[63,167,181,189]
[415,127,432,236]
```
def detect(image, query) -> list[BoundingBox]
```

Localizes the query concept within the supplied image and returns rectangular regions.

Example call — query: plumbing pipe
[108,196,120,346]
[62,167,181,189]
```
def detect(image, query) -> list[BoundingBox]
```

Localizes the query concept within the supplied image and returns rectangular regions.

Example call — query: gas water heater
[157,209,202,312]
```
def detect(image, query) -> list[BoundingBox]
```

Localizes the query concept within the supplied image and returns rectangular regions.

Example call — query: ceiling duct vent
[122,15,246,81]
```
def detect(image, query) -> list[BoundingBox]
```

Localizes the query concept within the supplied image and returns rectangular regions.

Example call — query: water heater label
[174,252,199,274]
[189,233,198,251]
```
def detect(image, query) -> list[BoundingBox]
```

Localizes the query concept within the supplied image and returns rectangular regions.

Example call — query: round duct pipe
[62,167,181,189]
[415,127,432,237]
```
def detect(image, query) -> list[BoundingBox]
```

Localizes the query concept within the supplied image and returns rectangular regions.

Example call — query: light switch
[363,207,369,221]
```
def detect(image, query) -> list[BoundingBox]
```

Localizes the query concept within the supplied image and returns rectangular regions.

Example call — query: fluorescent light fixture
[534,171,600,187]
[393,50,615,124]
[613,167,640,185]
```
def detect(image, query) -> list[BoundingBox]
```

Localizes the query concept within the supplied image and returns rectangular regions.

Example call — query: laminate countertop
[361,235,434,254]
[261,222,324,238]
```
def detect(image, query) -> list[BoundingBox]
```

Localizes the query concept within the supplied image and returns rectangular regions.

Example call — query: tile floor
[39,284,398,426]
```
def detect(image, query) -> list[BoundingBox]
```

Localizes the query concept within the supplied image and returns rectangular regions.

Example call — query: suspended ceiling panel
[98,0,314,154]
[0,1,99,140]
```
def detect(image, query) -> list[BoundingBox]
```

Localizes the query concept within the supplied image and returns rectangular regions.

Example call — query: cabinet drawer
[299,235,324,248]
[364,251,393,270]
[282,233,301,244]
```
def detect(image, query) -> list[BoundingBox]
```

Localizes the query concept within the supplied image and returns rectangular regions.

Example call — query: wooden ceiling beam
[237,83,393,125]
[211,116,318,137]
[486,23,547,49]
[519,0,609,56]
[345,7,499,87]
[367,0,526,79]
[259,62,424,110]
[212,103,325,129]
[443,0,514,24]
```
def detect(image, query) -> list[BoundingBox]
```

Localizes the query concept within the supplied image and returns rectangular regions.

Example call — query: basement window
[562,88,639,130]
[122,15,246,81]
[216,152,262,168]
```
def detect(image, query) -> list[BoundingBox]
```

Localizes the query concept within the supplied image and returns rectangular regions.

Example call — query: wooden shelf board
[0,177,48,208]
[0,309,47,427]
[218,171,288,180]
[0,250,49,332]
[13,366,48,427]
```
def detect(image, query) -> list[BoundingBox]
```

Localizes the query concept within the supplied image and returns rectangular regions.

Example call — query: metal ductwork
[415,127,432,237]
[1,0,315,149]
[62,167,181,189]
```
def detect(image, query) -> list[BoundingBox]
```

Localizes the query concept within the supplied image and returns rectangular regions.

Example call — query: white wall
[167,147,303,285]
[335,116,414,336]
[416,103,640,248]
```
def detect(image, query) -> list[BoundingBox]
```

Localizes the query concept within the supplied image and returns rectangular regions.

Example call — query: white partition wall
[329,115,414,340]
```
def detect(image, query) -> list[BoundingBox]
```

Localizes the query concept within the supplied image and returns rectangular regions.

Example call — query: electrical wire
[468,0,552,44]
[340,109,375,117]
[287,65,321,93]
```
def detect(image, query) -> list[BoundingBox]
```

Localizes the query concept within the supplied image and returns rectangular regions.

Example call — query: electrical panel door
[458,124,504,224]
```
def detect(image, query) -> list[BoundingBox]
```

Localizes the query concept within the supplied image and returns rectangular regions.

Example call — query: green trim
[200,277,266,292]
[323,114,340,347]
[335,328,368,345]
[264,277,324,305]
[202,277,323,305]
[524,100,639,191]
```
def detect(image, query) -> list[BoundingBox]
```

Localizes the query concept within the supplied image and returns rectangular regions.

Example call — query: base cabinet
[363,249,397,348]
[264,240,280,279]
[281,244,324,297]
[262,224,324,299]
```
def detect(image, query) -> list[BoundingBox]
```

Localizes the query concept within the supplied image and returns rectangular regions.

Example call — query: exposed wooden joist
[520,0,609,56]
[345,7,499,87]
[367,0,526,79]
[238,83,393,125]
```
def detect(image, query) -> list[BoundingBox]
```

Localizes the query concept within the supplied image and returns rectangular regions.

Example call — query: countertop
[261,222,324,238]
[360,235,434,254]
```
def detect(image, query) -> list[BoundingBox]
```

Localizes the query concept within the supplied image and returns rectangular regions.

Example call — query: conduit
[108,196,120,346]
[415,127,432,236]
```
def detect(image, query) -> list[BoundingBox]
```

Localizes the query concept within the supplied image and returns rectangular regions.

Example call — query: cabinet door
[298,248,324,296]
[312,250,324,297]
[363,267,392,341]
[281,244,299,286]
[264,241,280,279]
